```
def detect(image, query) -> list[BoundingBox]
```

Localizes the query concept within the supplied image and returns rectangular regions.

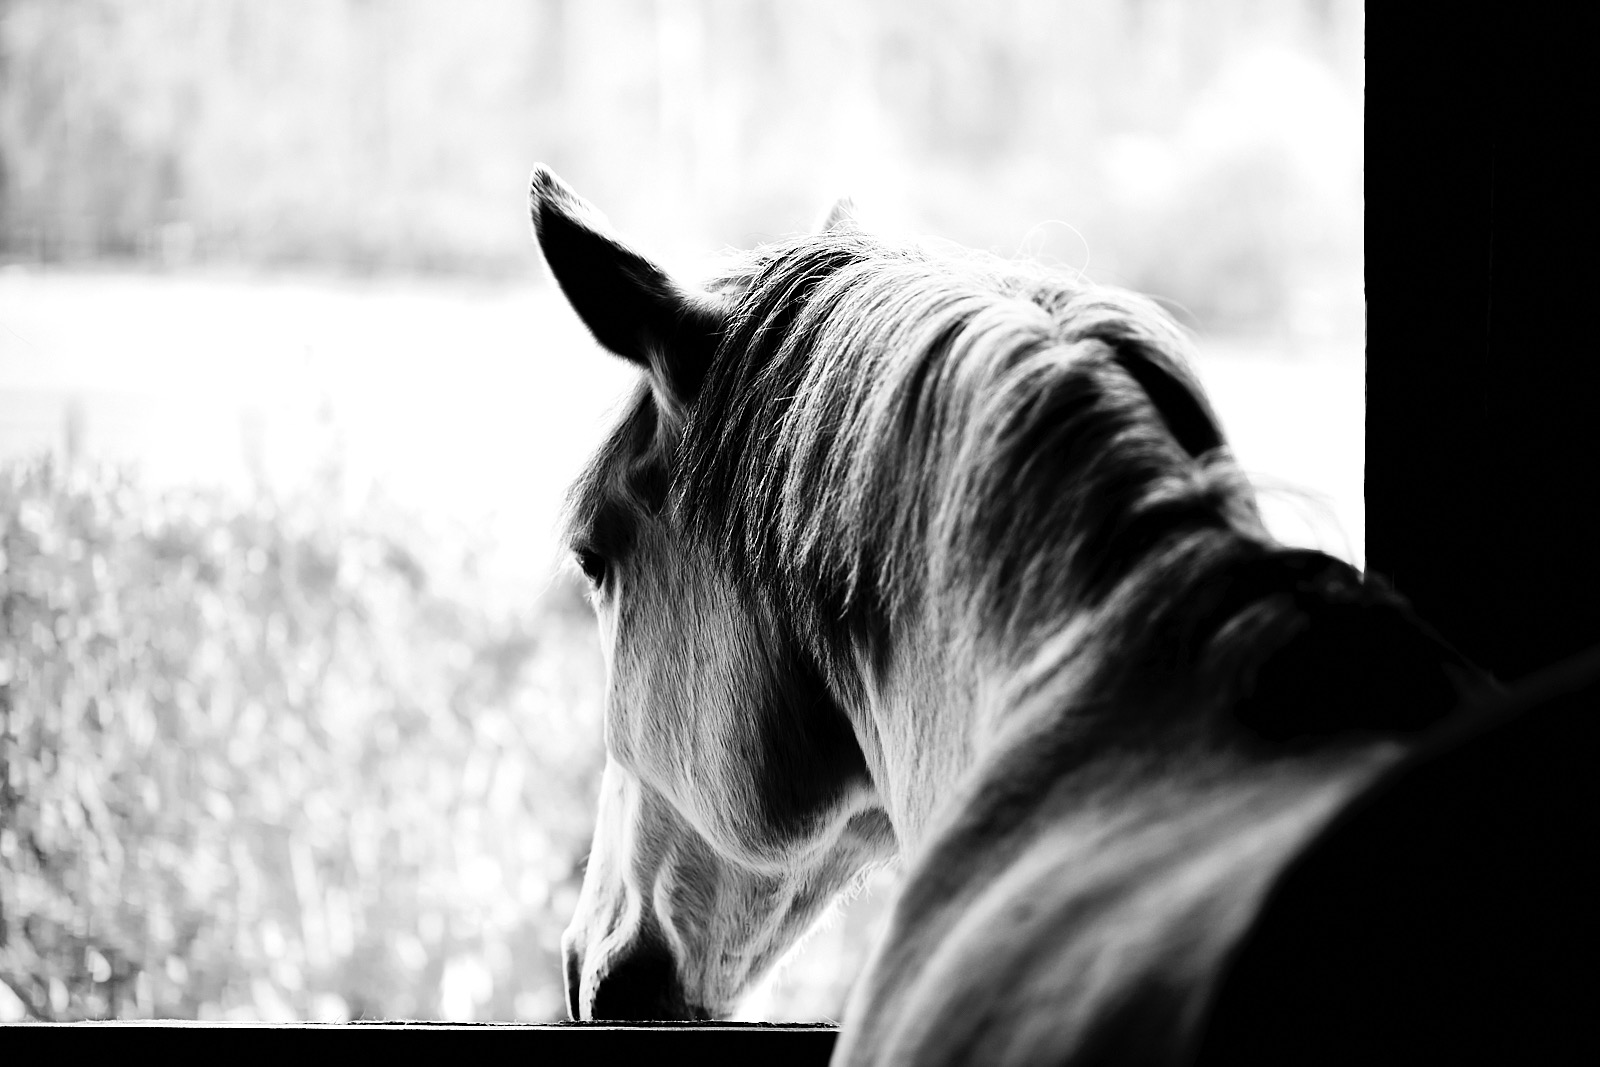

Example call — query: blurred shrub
[0,453,606,1020]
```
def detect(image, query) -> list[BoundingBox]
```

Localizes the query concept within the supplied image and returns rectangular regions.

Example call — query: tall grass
[0,453,607,1020]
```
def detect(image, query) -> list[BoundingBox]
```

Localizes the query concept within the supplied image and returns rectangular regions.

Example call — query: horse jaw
[563,723,895,1020]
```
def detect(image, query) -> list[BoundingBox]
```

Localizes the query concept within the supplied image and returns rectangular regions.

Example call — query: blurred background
[0,0,1362,1022]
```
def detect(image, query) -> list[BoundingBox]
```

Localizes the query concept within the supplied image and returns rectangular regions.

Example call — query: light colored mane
[678,233,1259,664]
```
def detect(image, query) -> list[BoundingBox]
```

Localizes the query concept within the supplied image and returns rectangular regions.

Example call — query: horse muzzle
[563,931,712,1021]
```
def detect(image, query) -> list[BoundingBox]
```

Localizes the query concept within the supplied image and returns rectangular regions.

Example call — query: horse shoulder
[835,746,1397,1067]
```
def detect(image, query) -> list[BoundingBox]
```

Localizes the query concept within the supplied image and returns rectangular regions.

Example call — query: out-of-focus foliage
[0,453,606,1020]
[0,0,1363,337]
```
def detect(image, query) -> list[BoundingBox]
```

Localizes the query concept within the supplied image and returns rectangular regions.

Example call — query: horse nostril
[589,943,693,1021]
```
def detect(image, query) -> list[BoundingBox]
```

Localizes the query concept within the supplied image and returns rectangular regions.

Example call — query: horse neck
[847,519,1475,855]
[850,520,1250,849]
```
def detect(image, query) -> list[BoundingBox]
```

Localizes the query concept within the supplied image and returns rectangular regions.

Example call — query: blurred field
[0,269,629,591]
[0,269,1363,576]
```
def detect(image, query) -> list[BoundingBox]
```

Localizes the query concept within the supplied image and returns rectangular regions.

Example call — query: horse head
[530,167,895,1020]
[527,164,1515,1064]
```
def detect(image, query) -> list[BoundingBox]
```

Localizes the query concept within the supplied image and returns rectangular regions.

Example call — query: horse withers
[528,166,1495,1063]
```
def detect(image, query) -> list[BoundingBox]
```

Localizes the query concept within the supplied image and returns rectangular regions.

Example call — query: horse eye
[574,548,608,587]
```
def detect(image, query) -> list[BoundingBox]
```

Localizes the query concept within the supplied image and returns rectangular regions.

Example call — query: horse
[528,166,1495,1064]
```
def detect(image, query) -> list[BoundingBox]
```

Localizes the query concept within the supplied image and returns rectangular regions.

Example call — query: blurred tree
[0,0,1362,338]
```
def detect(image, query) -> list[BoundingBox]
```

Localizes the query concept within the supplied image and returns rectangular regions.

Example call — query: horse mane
[676,231,1264,661]
[562,229,1477,748]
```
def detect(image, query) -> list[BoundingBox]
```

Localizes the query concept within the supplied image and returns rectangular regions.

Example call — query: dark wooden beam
[1367,8,1600,679]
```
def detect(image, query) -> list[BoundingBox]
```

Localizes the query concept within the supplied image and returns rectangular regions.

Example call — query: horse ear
[529,165,723,401]
[816,197,860,234]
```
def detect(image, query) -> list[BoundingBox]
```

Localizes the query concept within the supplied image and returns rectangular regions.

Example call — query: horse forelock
[561,378,677,566]
[675,231,1258,665]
